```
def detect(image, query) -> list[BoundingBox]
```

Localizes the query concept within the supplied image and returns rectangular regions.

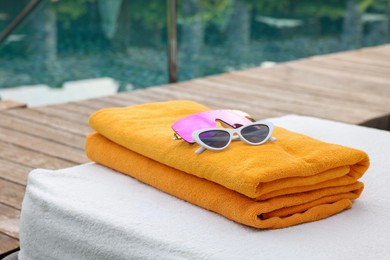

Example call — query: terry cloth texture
[86,100,369,229]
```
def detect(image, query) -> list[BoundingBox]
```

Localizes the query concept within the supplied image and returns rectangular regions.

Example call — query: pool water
[0,0,389,104]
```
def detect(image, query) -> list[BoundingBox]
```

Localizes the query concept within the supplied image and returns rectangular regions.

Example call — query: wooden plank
[0,233,19,256]
[257,64,390,95]
[4,108,91,136]
[0,100,27,110]
[0,142,76,170]
[173,80,274,109]
[51,102,96,116]
[71,98,122,110]
[367,46,390,57]
[229,70,387,106]
[0,159,30,186]
[132,85,199,102]
[113,87,172,103]
[0,126,88,164]
[33,106,90,124]
[302,58,390,78]
[63,96,140,116]
[221,72,389,112]
[92,96,140,107]
[346,51,390,65]
[150,83,285,120]
[326,48,390,65]
[0,180,25,209]
[236,65,390,98]
[99,91,159,106]
[0,113,85,149]
[137,84,239,109]
[115,88,176,104]
[0,204,20,239]
[311,54,390,73]
[331,55,390,69]
[284,60,390,86]
[197,79,336,118]
[190,77,372,123]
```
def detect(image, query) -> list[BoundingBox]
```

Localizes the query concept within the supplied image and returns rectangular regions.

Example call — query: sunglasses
[172,109,255,143]
[192,121,276,154]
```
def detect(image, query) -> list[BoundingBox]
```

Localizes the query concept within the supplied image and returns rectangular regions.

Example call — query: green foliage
[55,0,96,27]
[359,0,374,11]
[177,0,233,29]
[243,0,390,19]
[247,0,345,19]
[130,1,166,30]
[196,0,233,28]
[52,0,390,32]
[362,0,390,11]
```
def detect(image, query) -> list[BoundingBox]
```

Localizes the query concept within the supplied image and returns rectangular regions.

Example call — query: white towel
[19,115,390,260]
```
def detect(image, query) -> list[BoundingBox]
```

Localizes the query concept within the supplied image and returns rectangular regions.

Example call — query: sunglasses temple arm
[270,136,277,142]
[195,146,206,154]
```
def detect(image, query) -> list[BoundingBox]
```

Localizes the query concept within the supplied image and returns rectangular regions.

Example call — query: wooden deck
[0,44,390,255]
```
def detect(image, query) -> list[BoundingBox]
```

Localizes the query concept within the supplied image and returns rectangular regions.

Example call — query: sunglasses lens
[198,130,230,148]
[241,124,269,144]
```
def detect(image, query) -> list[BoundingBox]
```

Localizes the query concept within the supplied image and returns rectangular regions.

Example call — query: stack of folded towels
[85,100,370,229]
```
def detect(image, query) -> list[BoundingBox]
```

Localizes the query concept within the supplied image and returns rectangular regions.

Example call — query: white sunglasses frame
[191,120,276,154]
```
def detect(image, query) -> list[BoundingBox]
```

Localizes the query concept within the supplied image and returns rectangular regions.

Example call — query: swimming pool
[0,0,389,105]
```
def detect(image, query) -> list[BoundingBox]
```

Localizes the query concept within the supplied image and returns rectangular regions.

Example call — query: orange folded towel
[88,100,369,199]
[85,100,370,228]
[85,133,364,229]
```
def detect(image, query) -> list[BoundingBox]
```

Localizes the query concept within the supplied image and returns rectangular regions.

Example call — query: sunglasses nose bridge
[235,126,251,144]
[225,129,241,145]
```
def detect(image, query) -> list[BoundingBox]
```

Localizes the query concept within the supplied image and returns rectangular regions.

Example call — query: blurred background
[0,0,389,106]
